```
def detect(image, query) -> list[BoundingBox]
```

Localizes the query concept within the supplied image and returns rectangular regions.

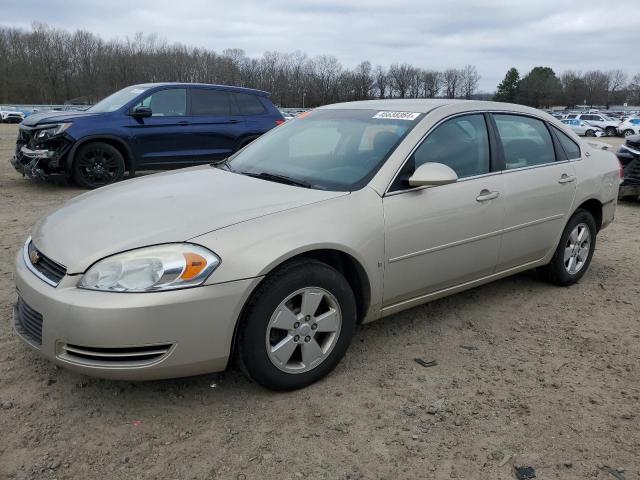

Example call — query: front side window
[494,114,556,169]
[138,89,186,116]
[191,89,233,116]
[412,114,490,179]
[226,109,421,191]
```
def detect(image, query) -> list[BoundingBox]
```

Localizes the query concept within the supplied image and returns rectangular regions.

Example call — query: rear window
[494,114,556,169]
[191,89,233,116]
[234,93,267,115]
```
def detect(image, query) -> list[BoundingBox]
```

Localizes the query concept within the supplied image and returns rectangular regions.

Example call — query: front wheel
[237,258,356,391]
[623,129,635,137]
[605,127,617,137]
[73,142,125,189]
[585,129,595,137]
[539,209,596,286]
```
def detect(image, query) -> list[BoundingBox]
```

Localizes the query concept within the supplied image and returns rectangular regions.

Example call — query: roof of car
[318,99,545,116]
[131,82,270,97]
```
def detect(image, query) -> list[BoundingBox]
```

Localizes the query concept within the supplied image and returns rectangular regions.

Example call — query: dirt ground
[0,123,638,480]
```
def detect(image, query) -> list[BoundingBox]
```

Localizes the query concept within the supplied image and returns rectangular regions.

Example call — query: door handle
[476,190,500,202]
[177,120,190,126]
[228,119,239,124]
[558,174,576,184]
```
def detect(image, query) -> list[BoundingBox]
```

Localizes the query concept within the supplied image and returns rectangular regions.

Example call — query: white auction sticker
[372,111,421,121]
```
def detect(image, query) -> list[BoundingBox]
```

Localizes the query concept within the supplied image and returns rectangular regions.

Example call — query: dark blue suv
[11,83,284,188]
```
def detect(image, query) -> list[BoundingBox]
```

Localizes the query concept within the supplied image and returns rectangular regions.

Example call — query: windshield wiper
[210,158,234,171]
[243,171,312,188]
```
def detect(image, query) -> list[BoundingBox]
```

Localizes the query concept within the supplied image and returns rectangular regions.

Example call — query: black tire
[73,141,125,189]
[606,127,617,137]
[623,129,634,137]
[539,209,597,286]
[237,258,356,391]
[585,129,595,137]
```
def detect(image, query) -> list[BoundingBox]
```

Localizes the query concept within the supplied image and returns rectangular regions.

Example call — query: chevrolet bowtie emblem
[29,248,40,265]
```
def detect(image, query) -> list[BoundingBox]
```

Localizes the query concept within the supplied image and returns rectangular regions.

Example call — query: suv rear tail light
[275,119,285,126]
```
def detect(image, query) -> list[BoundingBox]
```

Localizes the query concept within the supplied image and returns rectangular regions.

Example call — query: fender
[65,135,137,176]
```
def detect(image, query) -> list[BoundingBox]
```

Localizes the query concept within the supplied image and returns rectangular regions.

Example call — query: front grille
[26,241,66,286]
[15,297,43,345]
[59,343,173,367]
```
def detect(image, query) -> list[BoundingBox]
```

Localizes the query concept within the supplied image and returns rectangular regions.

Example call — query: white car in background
[561,119,605,137]
[0,106,25,123]
[617,118,640,137]
[564,113,619,137]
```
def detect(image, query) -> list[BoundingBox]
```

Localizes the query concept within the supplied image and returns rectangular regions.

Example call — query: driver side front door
[382,113,505,311]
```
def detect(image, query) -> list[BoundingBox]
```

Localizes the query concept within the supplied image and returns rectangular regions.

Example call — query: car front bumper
[13,251,261,380]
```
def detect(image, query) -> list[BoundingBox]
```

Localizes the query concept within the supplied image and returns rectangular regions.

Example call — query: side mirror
[408,162,458,187]
[131,106,152,118]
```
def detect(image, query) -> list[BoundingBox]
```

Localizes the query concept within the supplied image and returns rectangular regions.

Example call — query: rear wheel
[605,127,617,137]
[539,209,596,286]
[623,129,635,137]
[73,142,125,189]
[237,258,356,391]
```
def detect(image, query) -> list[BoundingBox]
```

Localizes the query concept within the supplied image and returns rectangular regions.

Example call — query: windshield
[88,85,150,113]
[226,109,422,191]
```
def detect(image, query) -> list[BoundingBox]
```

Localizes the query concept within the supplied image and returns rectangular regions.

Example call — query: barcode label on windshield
[373,111,420,121]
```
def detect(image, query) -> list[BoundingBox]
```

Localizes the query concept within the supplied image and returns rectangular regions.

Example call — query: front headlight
[35,123,72,140]
[78,244,220,292]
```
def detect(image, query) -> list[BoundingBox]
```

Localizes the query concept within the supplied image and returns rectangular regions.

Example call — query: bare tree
[421,70,441,98]
[388,63,419,98]
[443,68,462,98]
[460,64,480,99]
[582,70,609,106]
[373,65,388,99]
[607,69,628,106]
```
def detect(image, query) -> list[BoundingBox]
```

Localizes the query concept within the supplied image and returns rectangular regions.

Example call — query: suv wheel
[605,127,617,137]
[539,209,596,286]
[237,258,356,391]
[623,129,634,137]
[73,142,125,189]
[585,129,595,137]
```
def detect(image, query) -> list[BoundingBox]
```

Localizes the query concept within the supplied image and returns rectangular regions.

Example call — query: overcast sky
[2,0,639,92]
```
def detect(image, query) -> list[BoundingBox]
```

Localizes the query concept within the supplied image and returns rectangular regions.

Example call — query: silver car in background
[562,118,605,137]
[14,100,620,390]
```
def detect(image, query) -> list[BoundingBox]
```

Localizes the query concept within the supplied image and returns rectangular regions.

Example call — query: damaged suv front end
[11,122,74,179]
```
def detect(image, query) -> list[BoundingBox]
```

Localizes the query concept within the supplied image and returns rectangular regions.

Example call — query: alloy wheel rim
[78,149,118,185]
[265,287,342,374]
[564,223,591,275]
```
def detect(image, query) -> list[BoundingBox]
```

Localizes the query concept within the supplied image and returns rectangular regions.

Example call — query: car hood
[31,166,347,274]
[21,110,102,127]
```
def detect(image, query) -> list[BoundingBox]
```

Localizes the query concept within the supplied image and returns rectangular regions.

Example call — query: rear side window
[411,114,490,178]
[234,93,266,115]
[553,127,581,159]
[191,89,233,116]
[138,89,186,116]
[494,114,556,169]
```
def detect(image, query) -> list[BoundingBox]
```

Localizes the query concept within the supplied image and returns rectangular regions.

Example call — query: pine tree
[494,68,520,103]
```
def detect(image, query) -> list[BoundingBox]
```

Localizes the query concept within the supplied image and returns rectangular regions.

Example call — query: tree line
[494,66,640,109]
[1,24,637,109]
[0,24,482,106]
